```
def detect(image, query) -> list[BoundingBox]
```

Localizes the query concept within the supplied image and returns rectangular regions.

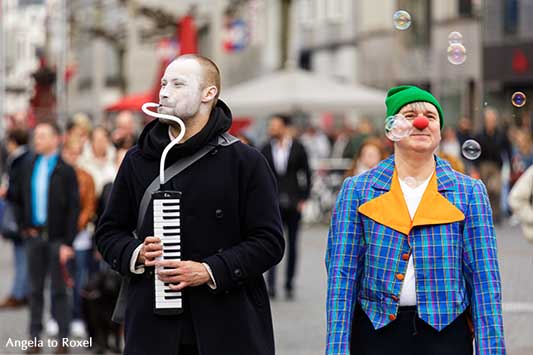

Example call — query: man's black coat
[261,139,311,211]
[17,154,80,246]
[95,101,284,355]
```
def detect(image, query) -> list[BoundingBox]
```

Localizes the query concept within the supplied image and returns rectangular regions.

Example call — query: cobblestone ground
[0,222,532,355]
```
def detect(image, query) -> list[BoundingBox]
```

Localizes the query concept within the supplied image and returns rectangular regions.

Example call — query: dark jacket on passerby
[261,139,311,211]
[4,146,32,242]
[16,155,80,246]
[95,100,284,355]
[475,128,512,168]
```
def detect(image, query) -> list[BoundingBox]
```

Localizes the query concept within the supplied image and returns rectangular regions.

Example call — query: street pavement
[0,221,532,354]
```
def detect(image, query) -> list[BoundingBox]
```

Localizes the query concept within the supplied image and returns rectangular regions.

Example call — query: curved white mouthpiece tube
[142,102,186,186]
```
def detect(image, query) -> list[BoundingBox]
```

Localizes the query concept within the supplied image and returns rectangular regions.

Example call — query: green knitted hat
[385,85,444,128]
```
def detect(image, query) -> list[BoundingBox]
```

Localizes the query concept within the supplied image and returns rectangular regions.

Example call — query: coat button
[401,253,410,261]
[391,295,399,302]
[234,269,242,278]
[215,209,224,218]
[217,248,224,253]
[396,273,405,281]
[112,259,118,269]
[210,149,219,156]
[389,314,397,321]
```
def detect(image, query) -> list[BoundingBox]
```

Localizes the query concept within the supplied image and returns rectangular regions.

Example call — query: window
[503,0,518,35]
[458,0,472,17]
[326,0,347,23]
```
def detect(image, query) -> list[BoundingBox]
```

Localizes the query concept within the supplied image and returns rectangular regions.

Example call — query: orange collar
[358,170,464,235]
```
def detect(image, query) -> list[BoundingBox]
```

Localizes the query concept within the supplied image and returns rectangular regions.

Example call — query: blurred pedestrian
[67,113,93,149]
[344,137,386,178]
[17,122,80,354]
[95,54,284,355]
[301,125,331,167]
[474,108,512,223]
[342,118,375,159]
[78,126,116,197]
[261,114,311,300]
[326,86,505,355]
[111,111,138,150]
[0,129,32,309]
[508,165,533,243]
[510,130,533,186]
[62,135,96,338]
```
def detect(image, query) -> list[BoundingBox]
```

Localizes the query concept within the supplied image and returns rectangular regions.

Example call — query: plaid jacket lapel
[358,156,464,235]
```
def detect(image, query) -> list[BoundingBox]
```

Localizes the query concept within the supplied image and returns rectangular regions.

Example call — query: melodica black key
[153,191,183,315]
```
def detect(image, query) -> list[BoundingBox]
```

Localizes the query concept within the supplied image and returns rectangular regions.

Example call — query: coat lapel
[358,156,465,235]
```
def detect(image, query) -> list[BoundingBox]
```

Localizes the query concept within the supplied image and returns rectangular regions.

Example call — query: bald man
[96,55,284,355]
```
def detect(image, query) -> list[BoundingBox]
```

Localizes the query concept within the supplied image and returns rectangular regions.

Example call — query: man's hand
[156,260,211,291]
[137,236,162,266]
[59,245,74,265]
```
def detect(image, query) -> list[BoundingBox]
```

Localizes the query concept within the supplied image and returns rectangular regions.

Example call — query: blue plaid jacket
[325,155,505,355]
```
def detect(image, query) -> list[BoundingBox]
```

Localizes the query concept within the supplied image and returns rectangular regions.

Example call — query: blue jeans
[11,241,29,300]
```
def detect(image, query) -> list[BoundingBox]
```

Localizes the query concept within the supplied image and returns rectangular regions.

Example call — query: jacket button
[391,295,399,302]
[215,209,224,218]
[217,248,224,253]
[112,259,118,269]
[396,273,405,281]
[401,253,410,261]
[210,149,219,156]
[234,269,242,278]
[389,314,397,321]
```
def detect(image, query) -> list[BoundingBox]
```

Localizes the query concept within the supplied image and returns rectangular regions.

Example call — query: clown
[325,86,506,355]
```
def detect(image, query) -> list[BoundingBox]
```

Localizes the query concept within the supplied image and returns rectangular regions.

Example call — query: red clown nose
[412,116,429,130]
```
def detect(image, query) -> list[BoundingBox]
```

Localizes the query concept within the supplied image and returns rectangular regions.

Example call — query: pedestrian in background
[78,126,117,198]
[261,114,311,300]
[0,129,32,309]
[326,86,505,355]
[61,135,96,338]
[509,165,533,243]
[17,122,80,354]
[344,137,386,178]
[474,107,512,223]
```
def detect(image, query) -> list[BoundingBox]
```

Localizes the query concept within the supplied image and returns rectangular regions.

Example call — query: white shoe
[70,319,87,338]
[45,318,59,336]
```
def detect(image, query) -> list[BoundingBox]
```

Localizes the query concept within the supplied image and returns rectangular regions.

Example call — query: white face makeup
[158,58,204,121]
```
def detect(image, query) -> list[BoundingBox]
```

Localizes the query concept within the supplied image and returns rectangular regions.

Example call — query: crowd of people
[0,55,531,355]
[0,113,137,354]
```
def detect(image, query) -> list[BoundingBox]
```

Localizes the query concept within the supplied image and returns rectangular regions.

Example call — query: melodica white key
[153,191,183,315]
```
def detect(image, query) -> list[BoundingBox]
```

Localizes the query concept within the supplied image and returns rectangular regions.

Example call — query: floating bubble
[461,139,481,160]
[448,31,463,44]
[447,43,467,65]
[385,114,413,142]
[511,91,526,108]
[483,101,488,107]
[393,10,411,30]
[403,176,417,188]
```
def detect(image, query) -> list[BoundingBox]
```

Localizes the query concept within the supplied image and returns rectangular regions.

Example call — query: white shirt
[398,174,432,306]
[272,138,292,175]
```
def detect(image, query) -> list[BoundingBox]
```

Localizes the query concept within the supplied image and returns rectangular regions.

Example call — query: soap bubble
[385,114,413,142]
[393,10,411,30]
[447,43,467,65]
[461,139,481,160]
[448,31,463,44]
[403,176,417,188]
[511,91,526,108]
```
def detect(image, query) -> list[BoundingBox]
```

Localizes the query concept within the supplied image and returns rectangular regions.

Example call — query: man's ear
[201,85,218,103]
